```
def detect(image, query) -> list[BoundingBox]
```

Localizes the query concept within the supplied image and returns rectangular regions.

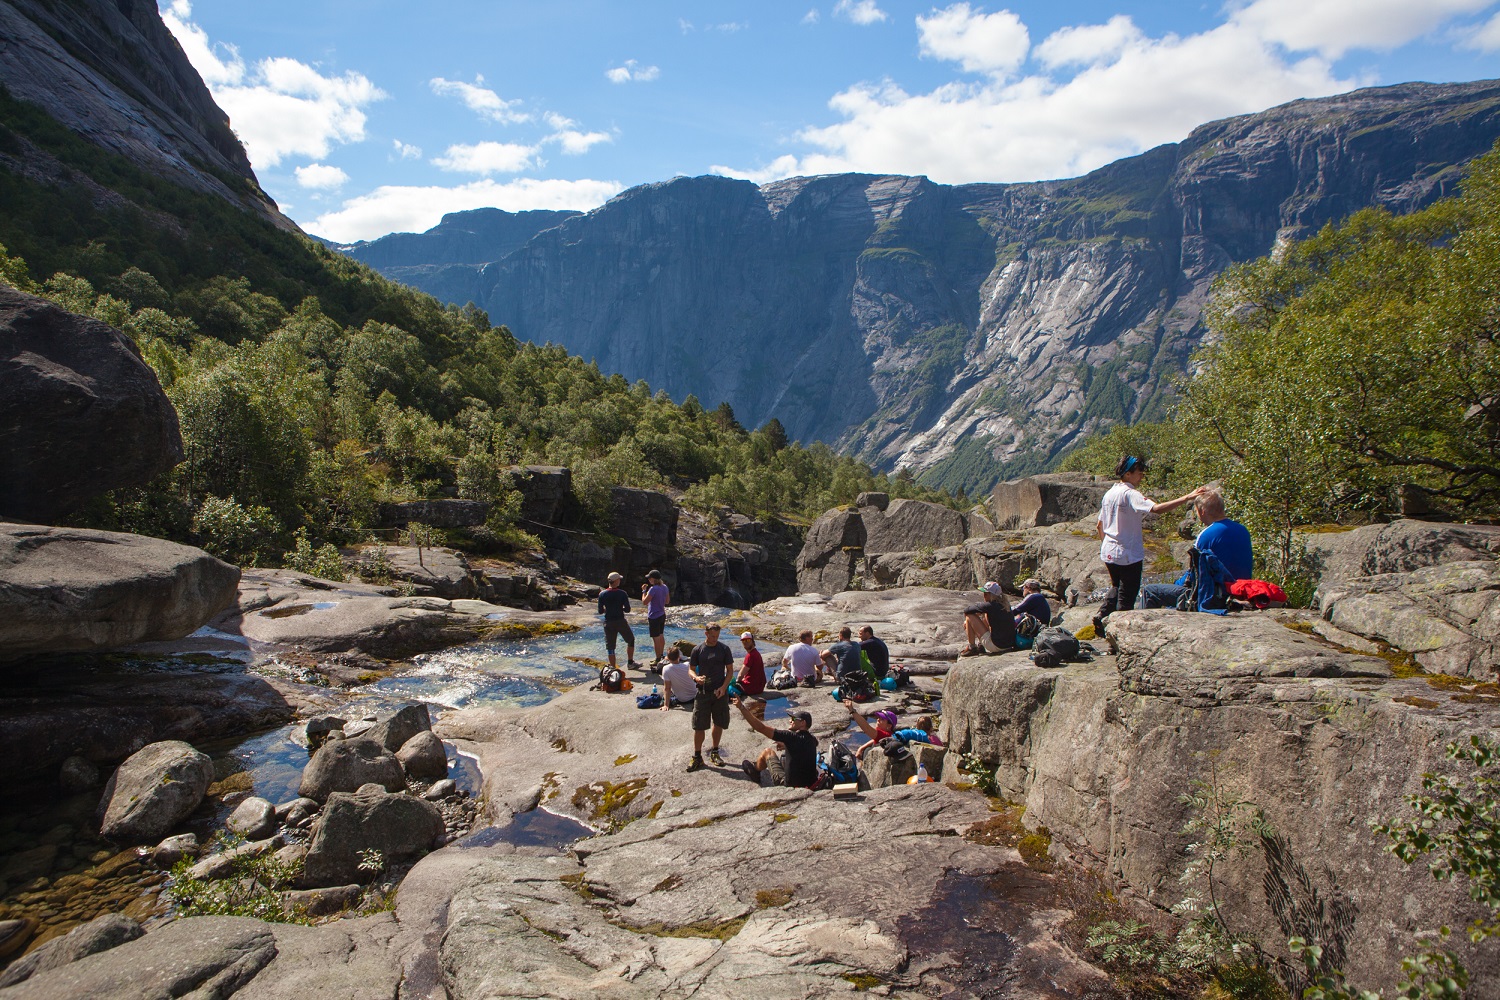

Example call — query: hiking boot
[1091,616,1107,638]
[708,748,725,767]
[959,645,981,657]
[740,760,760,782]
[686,754,705,773]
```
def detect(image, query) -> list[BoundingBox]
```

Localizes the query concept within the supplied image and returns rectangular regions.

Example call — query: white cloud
[549,130,612,155]
[1035,14,1143,69]
[711,155,803,185]
[606,59,660,83]
[835,0,887,26]
[294,163,349,189]
[803,9,820,25]
[392,139,422,160]
[309,178,623,243]
[162,4,385,168]
[430,76,529,124]
[1229,0,1496,58]
[1461,10,1500,50]
[431,141,538,174]
[916,4,1029,77]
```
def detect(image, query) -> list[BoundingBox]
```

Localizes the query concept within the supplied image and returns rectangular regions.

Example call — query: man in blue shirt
[1142,489,1254,609]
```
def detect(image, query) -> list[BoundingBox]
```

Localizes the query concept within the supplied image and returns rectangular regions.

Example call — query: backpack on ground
[598,666,625,693]
[822,742,860,785]
[1016,613,1042,640]
[1032,627,1080,665]
[891,666,912,688]
[1177,545,1234,614]
[1228,579,1288,609]
[836,668,876,702]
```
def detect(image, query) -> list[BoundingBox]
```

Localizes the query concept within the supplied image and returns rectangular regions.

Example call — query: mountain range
[342,80,1500,495]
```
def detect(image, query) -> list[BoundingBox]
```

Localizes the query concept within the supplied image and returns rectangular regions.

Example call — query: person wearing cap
[735,700,820,788]
[1094,456,1205,636]
[686,622,735,771]
[658,648,696,711]
[641,570,670,666]
[844,702,898,760]
[1012,579,1051,627]
[962,582,1015,656]
[784,629,824,686]
[736,631,766,701]
[597,572,637,670]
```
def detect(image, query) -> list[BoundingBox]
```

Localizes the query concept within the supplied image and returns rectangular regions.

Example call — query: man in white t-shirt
[658,648,696,710]
[1094,455,1204,636]
[783,629,824,687]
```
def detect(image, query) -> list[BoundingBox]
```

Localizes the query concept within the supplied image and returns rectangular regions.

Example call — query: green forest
[0,87,956,568]
[1061,143,1500,580]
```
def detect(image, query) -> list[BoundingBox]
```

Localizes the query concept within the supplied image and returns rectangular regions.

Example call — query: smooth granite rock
[299,739,407,802]
[97,740,213,844]
[302,785,444,887]
[0,914,142,988]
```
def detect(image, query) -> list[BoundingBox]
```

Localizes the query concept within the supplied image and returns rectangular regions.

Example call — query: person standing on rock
[686,622,734,771]
[1094,456,1204,636]
[641,569,670,667]
[736,703,820,788]
[598,572,638,671]
[962,582,1015,655]
[784,629,824,686]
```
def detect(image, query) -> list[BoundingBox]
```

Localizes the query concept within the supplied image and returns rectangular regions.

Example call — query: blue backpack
[821,742,860,784]
[1178,545,1234,614]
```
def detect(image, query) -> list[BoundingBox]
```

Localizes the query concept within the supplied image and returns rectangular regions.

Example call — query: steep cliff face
[369,80,1500,495]
[0,0,287,226]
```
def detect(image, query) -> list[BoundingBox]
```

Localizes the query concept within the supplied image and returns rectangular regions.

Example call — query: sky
[158,0,1500,244]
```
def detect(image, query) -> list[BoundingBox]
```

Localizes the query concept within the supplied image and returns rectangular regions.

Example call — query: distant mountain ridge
[352,82,1497,494]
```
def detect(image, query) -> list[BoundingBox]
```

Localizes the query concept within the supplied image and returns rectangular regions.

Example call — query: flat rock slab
[1107,610,1393,705]
[0,524,240,662]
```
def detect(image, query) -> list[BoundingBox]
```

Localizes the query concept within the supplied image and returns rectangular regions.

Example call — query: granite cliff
[350,80,1500,495]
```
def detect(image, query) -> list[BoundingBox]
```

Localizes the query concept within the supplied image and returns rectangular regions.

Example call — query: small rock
[0,913,142,988]
[97,741,213,844]
[186,835,282,881]
[282,883,363,918]
[423,779,458,801]
[305,716,347,748]
[150,833,199,869]
[272,843,307,870]
[366,704,432,752]
[226,797,277,840]
[0,917,35,960]
[58,756,100,794]
[275,797,320,826]
[396,731,449,780]
[299,738,407,803]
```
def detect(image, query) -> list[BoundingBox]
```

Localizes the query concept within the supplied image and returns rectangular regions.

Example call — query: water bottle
[652,685,659,696]
[916,762,930,783]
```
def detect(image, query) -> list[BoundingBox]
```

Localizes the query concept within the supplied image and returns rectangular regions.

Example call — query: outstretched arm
[843,700,878,740]
[734,698,776,739]
[1149,486,1205,516]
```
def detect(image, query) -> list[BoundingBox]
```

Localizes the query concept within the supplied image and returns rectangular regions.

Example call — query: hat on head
[740,631,754,640]
[647,569,662,579]
[789,710,813,726]
[607,572,623,584]
[874,710,898,728]
[982,581,1002,595]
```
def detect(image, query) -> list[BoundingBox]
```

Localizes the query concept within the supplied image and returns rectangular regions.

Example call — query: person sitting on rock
[658,648,695,711]
[784,630,824,686]
[1141,488,1254,610]
[734,631,767,717]
[858,625,890,680]
[844,702,898,760]
[821,627,864,681]
[597,572,638,670]
[962,582,1015,656]
[736,702,820,788]
[1012,579,1051,627]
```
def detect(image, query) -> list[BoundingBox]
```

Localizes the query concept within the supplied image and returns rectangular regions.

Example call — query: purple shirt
[644,583,669,619]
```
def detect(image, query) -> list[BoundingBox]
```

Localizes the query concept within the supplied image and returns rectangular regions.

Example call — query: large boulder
[1317,560,1500,677]
[298,738,407,802]
[301,784,444,887]
[507,465,572,524]
[990,473,1110,531]
[377,545,476,599]
[0,914,142,988]
[396,730,449,779]
[862,499,969,555]
[1301,520,1500,586]
[0,523,241,661]
[795,509,866,595]
[225,796,277,840]
[366,703,433,752]
[97,740,213,843]
[609,487,679,575]
[0,287,182,522]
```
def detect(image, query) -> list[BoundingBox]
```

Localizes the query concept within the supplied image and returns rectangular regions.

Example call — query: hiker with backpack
[735,700,820,788]
[1093,456,1205,637]
[1140,488,1254,610]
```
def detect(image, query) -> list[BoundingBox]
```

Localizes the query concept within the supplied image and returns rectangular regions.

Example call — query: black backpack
[822,742,859,784]
[1016,613,1042,639]
[1032,627,1080,664]
[838,669,876,702]
[598,666,624,693]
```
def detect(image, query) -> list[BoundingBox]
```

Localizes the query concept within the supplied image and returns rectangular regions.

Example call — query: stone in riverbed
[302,784,444,887]
[282,883,363,918]
[396,731,449,780]
[150,833,199,869]
[304,716,346,747]
[299,738,407,803]
[275,797,320,828]
[225,796,277,840]
[97,740,213,844]
[423,779,458,801]
[0,913,142,988]
[366,703,432,752]
[185,835,282,881]
[58,756,99,794]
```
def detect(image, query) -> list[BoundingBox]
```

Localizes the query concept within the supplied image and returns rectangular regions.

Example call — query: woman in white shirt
[1094,456,1203,636]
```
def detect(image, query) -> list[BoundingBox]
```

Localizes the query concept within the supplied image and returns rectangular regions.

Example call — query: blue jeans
[1141,583,1185,609]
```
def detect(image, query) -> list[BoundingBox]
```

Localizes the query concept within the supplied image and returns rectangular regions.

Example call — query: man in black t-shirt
[597,572,637,669]
[735,702,819,788]
[686,622,735,771]
[858,625,889,679]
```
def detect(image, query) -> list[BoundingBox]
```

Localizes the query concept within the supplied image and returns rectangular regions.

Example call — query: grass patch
[1426,674,1500,695]
[558,872,597,900]
[843,973,884,990]
[1395,696,1441,710]
[487,620,580,641]
[772,813,796,823]
[572,778,649,824]
[755,886,795,908]
[1018,828,1054,872]
[1075,624,1097,641]
[614,754,637,766]
[612,916,748,941]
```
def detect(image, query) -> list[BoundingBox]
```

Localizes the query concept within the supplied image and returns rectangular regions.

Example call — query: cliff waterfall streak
[346,80,1500,494]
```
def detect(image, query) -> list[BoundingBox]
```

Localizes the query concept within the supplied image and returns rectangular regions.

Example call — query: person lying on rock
[598,572,638,671]
[821,626,864,680]
[736,702,820,788]
[961,582,1016,656]
[1093,455,1205,637]
[1012,579,1051,628]
[641,569,671,667]
[1140,488,1254,610]
[784,629,824,686]
[658,648,696,711]
[686,622,734,771]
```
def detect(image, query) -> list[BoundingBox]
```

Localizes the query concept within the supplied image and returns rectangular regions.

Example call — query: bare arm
[844,700,878,740]
[734,698,776,740]
[1149,487,1205,516]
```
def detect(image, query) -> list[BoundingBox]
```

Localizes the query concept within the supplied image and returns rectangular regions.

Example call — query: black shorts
[648,616,666,638]
[604,619,634,652]
[692,691,730,731]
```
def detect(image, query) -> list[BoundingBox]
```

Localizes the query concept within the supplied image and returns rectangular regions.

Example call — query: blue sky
[160,1,1500,243]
